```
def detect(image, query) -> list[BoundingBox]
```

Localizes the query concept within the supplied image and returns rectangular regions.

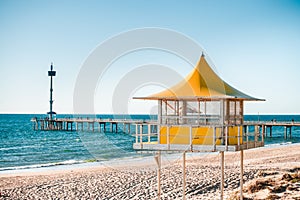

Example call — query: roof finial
[201,52,205,57]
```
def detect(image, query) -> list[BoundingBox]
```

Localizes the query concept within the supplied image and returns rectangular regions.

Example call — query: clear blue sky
[1,0,300,114]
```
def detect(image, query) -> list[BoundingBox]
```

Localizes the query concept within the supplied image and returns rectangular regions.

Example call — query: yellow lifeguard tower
[133,54,264,151]
[133,53,265,200]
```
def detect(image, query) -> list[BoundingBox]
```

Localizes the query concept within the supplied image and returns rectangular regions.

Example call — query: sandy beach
[0,144,299,200]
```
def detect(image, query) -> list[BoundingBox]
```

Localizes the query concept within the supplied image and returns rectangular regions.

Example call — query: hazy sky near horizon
[1,0,300,114]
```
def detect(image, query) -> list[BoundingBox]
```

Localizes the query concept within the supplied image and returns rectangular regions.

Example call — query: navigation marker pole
[47,63,56,124]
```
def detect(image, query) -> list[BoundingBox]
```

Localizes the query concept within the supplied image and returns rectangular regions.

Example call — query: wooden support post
[204,100,207,125]
[183,151,186,200]
[135,124,139,134]
[154,152,161,199]
[140,125,143,143]
[198,99,201,125]
[158,99,162,144]
[289,126,292,139]
[240,150,244,200]
[225,126,228,151]
[284,126,287,139]
[220,151,224,200]
[262,125,265,144]
[167,126,170,150]
[270,126,272,137]
[213,127,216,151]
[246,126,249,149]
[254,125,258,148]
[135,124,138,143]
[237,126,240,147]
[189,126,193,151]
[148,124,151,143]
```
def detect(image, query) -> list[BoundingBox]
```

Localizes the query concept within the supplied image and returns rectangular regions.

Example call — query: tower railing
[133,123,264,152]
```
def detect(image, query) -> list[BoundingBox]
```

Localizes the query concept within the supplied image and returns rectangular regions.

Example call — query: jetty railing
[30,117,157,133]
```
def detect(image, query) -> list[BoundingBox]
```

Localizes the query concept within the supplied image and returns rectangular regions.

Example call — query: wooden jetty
[31,117,158,134]
[244,121,300,139]
[31,117,299,140]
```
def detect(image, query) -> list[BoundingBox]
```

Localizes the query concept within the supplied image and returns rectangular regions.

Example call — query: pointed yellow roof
[134,54,263,101]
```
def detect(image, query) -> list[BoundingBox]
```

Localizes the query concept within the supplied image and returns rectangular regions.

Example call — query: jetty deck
[31,117,157,133]
[31,117,300,140]
[244,121,300,139]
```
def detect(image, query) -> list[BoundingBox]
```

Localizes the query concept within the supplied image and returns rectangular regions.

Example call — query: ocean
[0,114,299,172]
